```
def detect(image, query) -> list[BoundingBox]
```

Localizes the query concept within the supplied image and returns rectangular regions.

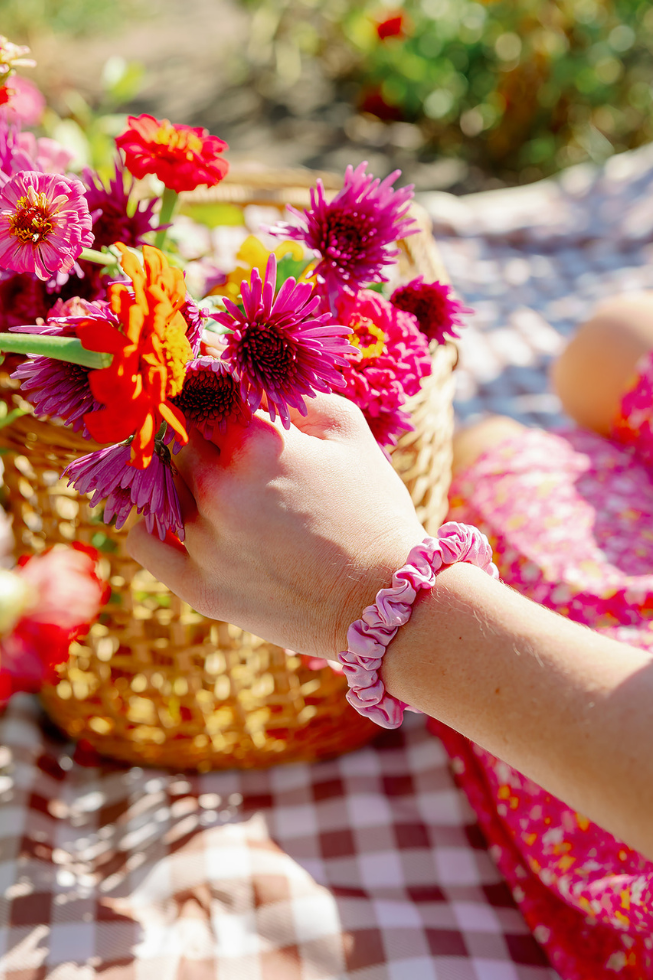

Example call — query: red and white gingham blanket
[0,695,556,980]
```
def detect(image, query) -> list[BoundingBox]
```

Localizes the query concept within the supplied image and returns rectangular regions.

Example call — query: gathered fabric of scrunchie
[337,521,499,729]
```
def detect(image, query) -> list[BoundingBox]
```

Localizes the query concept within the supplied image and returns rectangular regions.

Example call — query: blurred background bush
[5,0,653,192]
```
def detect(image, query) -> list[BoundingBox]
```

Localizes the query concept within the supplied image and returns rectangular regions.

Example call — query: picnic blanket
[5,141,653,979]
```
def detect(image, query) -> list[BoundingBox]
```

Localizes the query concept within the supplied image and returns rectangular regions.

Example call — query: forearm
[381,561,653,859]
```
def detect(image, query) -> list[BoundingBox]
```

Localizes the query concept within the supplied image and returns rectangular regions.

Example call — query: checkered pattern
[7,139,653,980]
[0,696,556,980]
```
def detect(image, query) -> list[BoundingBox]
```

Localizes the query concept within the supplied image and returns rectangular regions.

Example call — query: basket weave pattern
[0,176,457,770]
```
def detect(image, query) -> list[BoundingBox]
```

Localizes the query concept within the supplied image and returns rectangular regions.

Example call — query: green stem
[79,247,116,266]
[0,333,111,370]
[155,187,179,250]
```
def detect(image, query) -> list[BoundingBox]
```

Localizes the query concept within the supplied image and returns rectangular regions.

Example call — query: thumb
[286,391,366,439]
[126,521,198,606]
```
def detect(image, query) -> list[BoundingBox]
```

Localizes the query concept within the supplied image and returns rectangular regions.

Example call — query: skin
[128,388,653,861]
[552,292,653,435]
[451,291,653,477]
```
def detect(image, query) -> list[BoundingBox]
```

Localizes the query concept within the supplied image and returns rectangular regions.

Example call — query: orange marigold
[77,244,193,468]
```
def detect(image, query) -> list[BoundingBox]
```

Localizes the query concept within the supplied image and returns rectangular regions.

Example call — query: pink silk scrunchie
[337,522,499,729]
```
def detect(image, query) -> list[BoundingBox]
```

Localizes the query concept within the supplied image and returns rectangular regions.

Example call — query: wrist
[380,559,472,705]
[336,523,499,729]
[328,522,426,658]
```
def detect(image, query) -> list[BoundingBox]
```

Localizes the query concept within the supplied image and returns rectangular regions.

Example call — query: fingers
[127,519,197,593]
[173,427,221,504]
[173,418,286,522]
[172,468,198,524]
[210,413,285,468]
[285,391,367,439]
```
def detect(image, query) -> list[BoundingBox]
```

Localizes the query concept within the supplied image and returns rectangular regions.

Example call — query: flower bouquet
[0,38,465,768]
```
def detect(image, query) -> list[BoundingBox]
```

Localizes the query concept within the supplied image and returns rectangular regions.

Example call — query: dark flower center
[10,195,53,246]
[92,204,137,249]
[173,365,241,424]
[321,207,375,274]
[238,323,295,387]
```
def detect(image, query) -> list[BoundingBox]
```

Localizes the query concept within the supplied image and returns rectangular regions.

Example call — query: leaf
[276,253,314,289]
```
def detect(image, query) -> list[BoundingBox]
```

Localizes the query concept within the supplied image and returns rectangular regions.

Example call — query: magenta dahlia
[212,254,353,427]
[335,289,431,448]
[172,356,251,442]
[390,276,471,344]
[271,162,417,299]
[0,170,93,281]
[10,299,112,436]
[64,442,184,542]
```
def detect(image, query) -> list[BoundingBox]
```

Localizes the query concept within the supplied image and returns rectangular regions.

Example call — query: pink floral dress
[436,349,653,979]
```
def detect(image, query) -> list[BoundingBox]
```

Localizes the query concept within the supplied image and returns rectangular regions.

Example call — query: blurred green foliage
[242,0,653,182]
[2,0,146,40]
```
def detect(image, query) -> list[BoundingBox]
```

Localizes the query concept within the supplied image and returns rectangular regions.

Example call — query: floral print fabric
[440,348,653,979]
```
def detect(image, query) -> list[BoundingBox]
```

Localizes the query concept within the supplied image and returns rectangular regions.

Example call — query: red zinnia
[115,114,229,194]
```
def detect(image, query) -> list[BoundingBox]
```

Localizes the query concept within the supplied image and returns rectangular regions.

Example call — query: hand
[126,393,424,658]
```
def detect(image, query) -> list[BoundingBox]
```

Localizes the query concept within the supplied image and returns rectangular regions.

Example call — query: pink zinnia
[0,170,93,281]
[271,162,417,298]
[213,254,353,427]
[391,276,471,344]
[335,289,431,448]
[64,442,184,542]
[172,356,251,442]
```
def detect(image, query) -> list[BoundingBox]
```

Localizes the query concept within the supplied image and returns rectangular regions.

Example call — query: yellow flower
[208,235,316,299]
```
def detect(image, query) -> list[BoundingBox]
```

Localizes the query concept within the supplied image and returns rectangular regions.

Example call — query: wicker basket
[0,171,457,770]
